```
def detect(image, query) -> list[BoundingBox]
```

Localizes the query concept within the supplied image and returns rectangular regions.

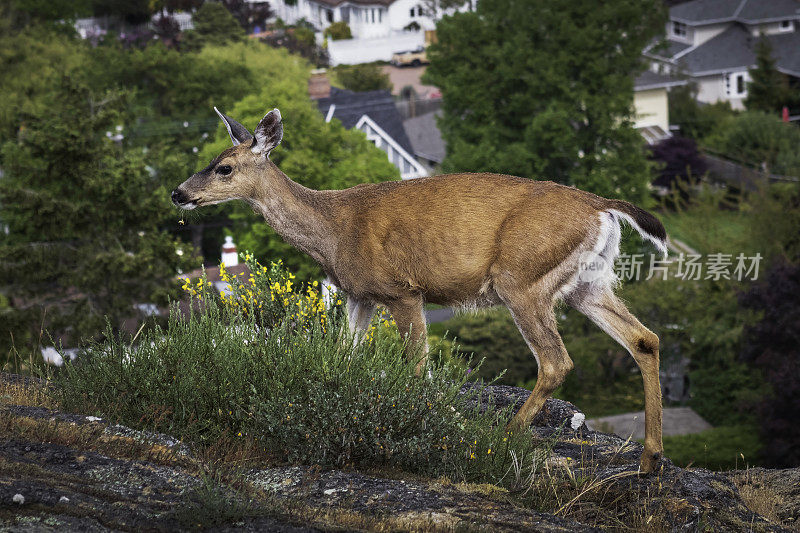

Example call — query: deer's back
[329,173,601,304]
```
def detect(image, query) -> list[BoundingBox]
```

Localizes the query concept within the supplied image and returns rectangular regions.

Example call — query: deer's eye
[216,165,233,176]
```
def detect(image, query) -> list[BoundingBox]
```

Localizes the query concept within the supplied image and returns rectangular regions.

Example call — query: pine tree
[0,77,196,362]
[424,0,666,204]
[746,36,789,114]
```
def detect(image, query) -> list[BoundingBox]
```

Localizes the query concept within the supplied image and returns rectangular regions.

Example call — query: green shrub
[323,22,352,41]
[663,425,762,471]
[54,257,544,485]
[334,63,392,92]
[704,111,800,176]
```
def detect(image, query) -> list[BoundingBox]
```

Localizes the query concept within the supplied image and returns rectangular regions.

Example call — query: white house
[644,0,800,109]
[271,0,439,39]
[317,87,428,179]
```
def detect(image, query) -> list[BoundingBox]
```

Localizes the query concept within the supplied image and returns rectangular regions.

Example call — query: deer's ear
[252,108,283,156]
[214,107,253,146]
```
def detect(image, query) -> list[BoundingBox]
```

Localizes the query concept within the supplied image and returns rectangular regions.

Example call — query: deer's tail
[604,200,668,256]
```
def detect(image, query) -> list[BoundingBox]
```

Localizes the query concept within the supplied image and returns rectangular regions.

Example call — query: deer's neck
[247,166,334,269]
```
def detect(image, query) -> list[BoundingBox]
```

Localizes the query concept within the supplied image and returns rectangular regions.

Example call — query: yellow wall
[633,88,669,131]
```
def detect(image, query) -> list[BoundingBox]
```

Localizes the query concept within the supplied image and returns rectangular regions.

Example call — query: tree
[182,2,245,50]
[704,111,800,176]
[746,36,790,114]
[424,0,666,204]
[740,257,800,467]
[335,64,392,92]
[221,0,273,33]
[0,78,196,363]
[649,136,707,190]
[668,82,735,141]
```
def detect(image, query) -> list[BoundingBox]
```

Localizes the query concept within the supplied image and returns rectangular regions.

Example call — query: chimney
[308,68,331,99]
[221,236,238,266]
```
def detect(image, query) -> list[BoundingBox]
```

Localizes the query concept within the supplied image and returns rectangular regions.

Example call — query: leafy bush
[55,258,544,484]
[648,136,708,190]
[662,425,762,471]
[323,21,352,40]
[704,111,800,176]
[668,83,736,141]
[334,63,392,92]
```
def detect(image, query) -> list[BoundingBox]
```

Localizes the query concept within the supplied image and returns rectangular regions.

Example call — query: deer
[172,107,669,474]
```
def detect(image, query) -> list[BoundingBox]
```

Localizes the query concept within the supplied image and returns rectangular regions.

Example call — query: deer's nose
[171,189,186,205]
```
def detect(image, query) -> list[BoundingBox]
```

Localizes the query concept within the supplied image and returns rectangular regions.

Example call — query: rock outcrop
[1,373,796,531]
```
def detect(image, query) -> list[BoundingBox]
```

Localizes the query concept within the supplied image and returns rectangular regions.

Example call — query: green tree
[334,63,392,92]
[667,82,735,141]
[704,111,800,175]
[0,78,196,364]
[746,36,790,114]
[424,0,665,204]
[182,2,246,50]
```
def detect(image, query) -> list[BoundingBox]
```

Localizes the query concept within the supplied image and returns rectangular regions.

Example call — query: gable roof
[671,0,800,25]
[634,71,688,91]
[668,24,800,76]
[313,0,396,7]
[403,110,446,164]
[317,87,414,155]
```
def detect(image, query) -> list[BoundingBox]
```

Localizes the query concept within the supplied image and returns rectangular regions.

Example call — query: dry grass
[730,469,791,529]
[0,376,58,409]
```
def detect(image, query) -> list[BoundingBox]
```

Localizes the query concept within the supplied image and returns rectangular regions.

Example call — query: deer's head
[171,107,283,209]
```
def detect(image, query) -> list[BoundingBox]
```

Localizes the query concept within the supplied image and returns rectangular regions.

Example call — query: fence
[326,31,425,65]
[702,151,799,190]
[395,98,442,120]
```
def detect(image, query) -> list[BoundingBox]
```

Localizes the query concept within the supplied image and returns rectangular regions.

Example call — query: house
[402,109,445,170]
[644,0,800,109]
[271,0,438,39]
[402,71,685,163]
[317,87,428,179]
[633,71,687,143]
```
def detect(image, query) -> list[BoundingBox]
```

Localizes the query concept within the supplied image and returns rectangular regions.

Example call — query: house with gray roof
[317,87,428,179]
[644,0,800,109]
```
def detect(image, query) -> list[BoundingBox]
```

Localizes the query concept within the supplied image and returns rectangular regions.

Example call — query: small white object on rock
[323,488,345,496]
[86,416,103,422]
[12,493,25,505]
[570,412,586,430]
[59,496,70,504]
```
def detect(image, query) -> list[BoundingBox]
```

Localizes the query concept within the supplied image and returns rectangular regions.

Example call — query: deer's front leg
[386,297,428,376]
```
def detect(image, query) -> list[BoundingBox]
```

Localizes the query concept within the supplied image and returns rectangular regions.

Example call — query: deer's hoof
[638,450,663,475]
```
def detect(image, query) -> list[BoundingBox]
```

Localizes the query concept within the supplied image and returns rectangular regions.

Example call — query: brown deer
[172,107,668,473]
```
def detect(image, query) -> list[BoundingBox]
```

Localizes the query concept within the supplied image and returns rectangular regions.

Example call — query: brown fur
[174,121,667,473]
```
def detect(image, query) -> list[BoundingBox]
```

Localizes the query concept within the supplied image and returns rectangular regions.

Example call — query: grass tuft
[53,257,544,487]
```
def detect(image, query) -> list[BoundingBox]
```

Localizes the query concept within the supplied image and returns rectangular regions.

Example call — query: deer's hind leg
[347,297,375,337]
[567,288,663,474]
[502,291,574,432]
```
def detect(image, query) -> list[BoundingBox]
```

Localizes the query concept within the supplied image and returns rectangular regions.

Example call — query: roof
[634,71,688,91]
[671,0,800,25]
[317,87,414,155]
[670,24,800,76]
[312,0,395,7]
[403,110,446,164]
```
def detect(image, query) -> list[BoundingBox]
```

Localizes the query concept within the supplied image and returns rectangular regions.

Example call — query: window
[725,72,748,97]
[326,9,334,22]
[672,21,687,38]
[378,8,382,23]
[410,7,415,17]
